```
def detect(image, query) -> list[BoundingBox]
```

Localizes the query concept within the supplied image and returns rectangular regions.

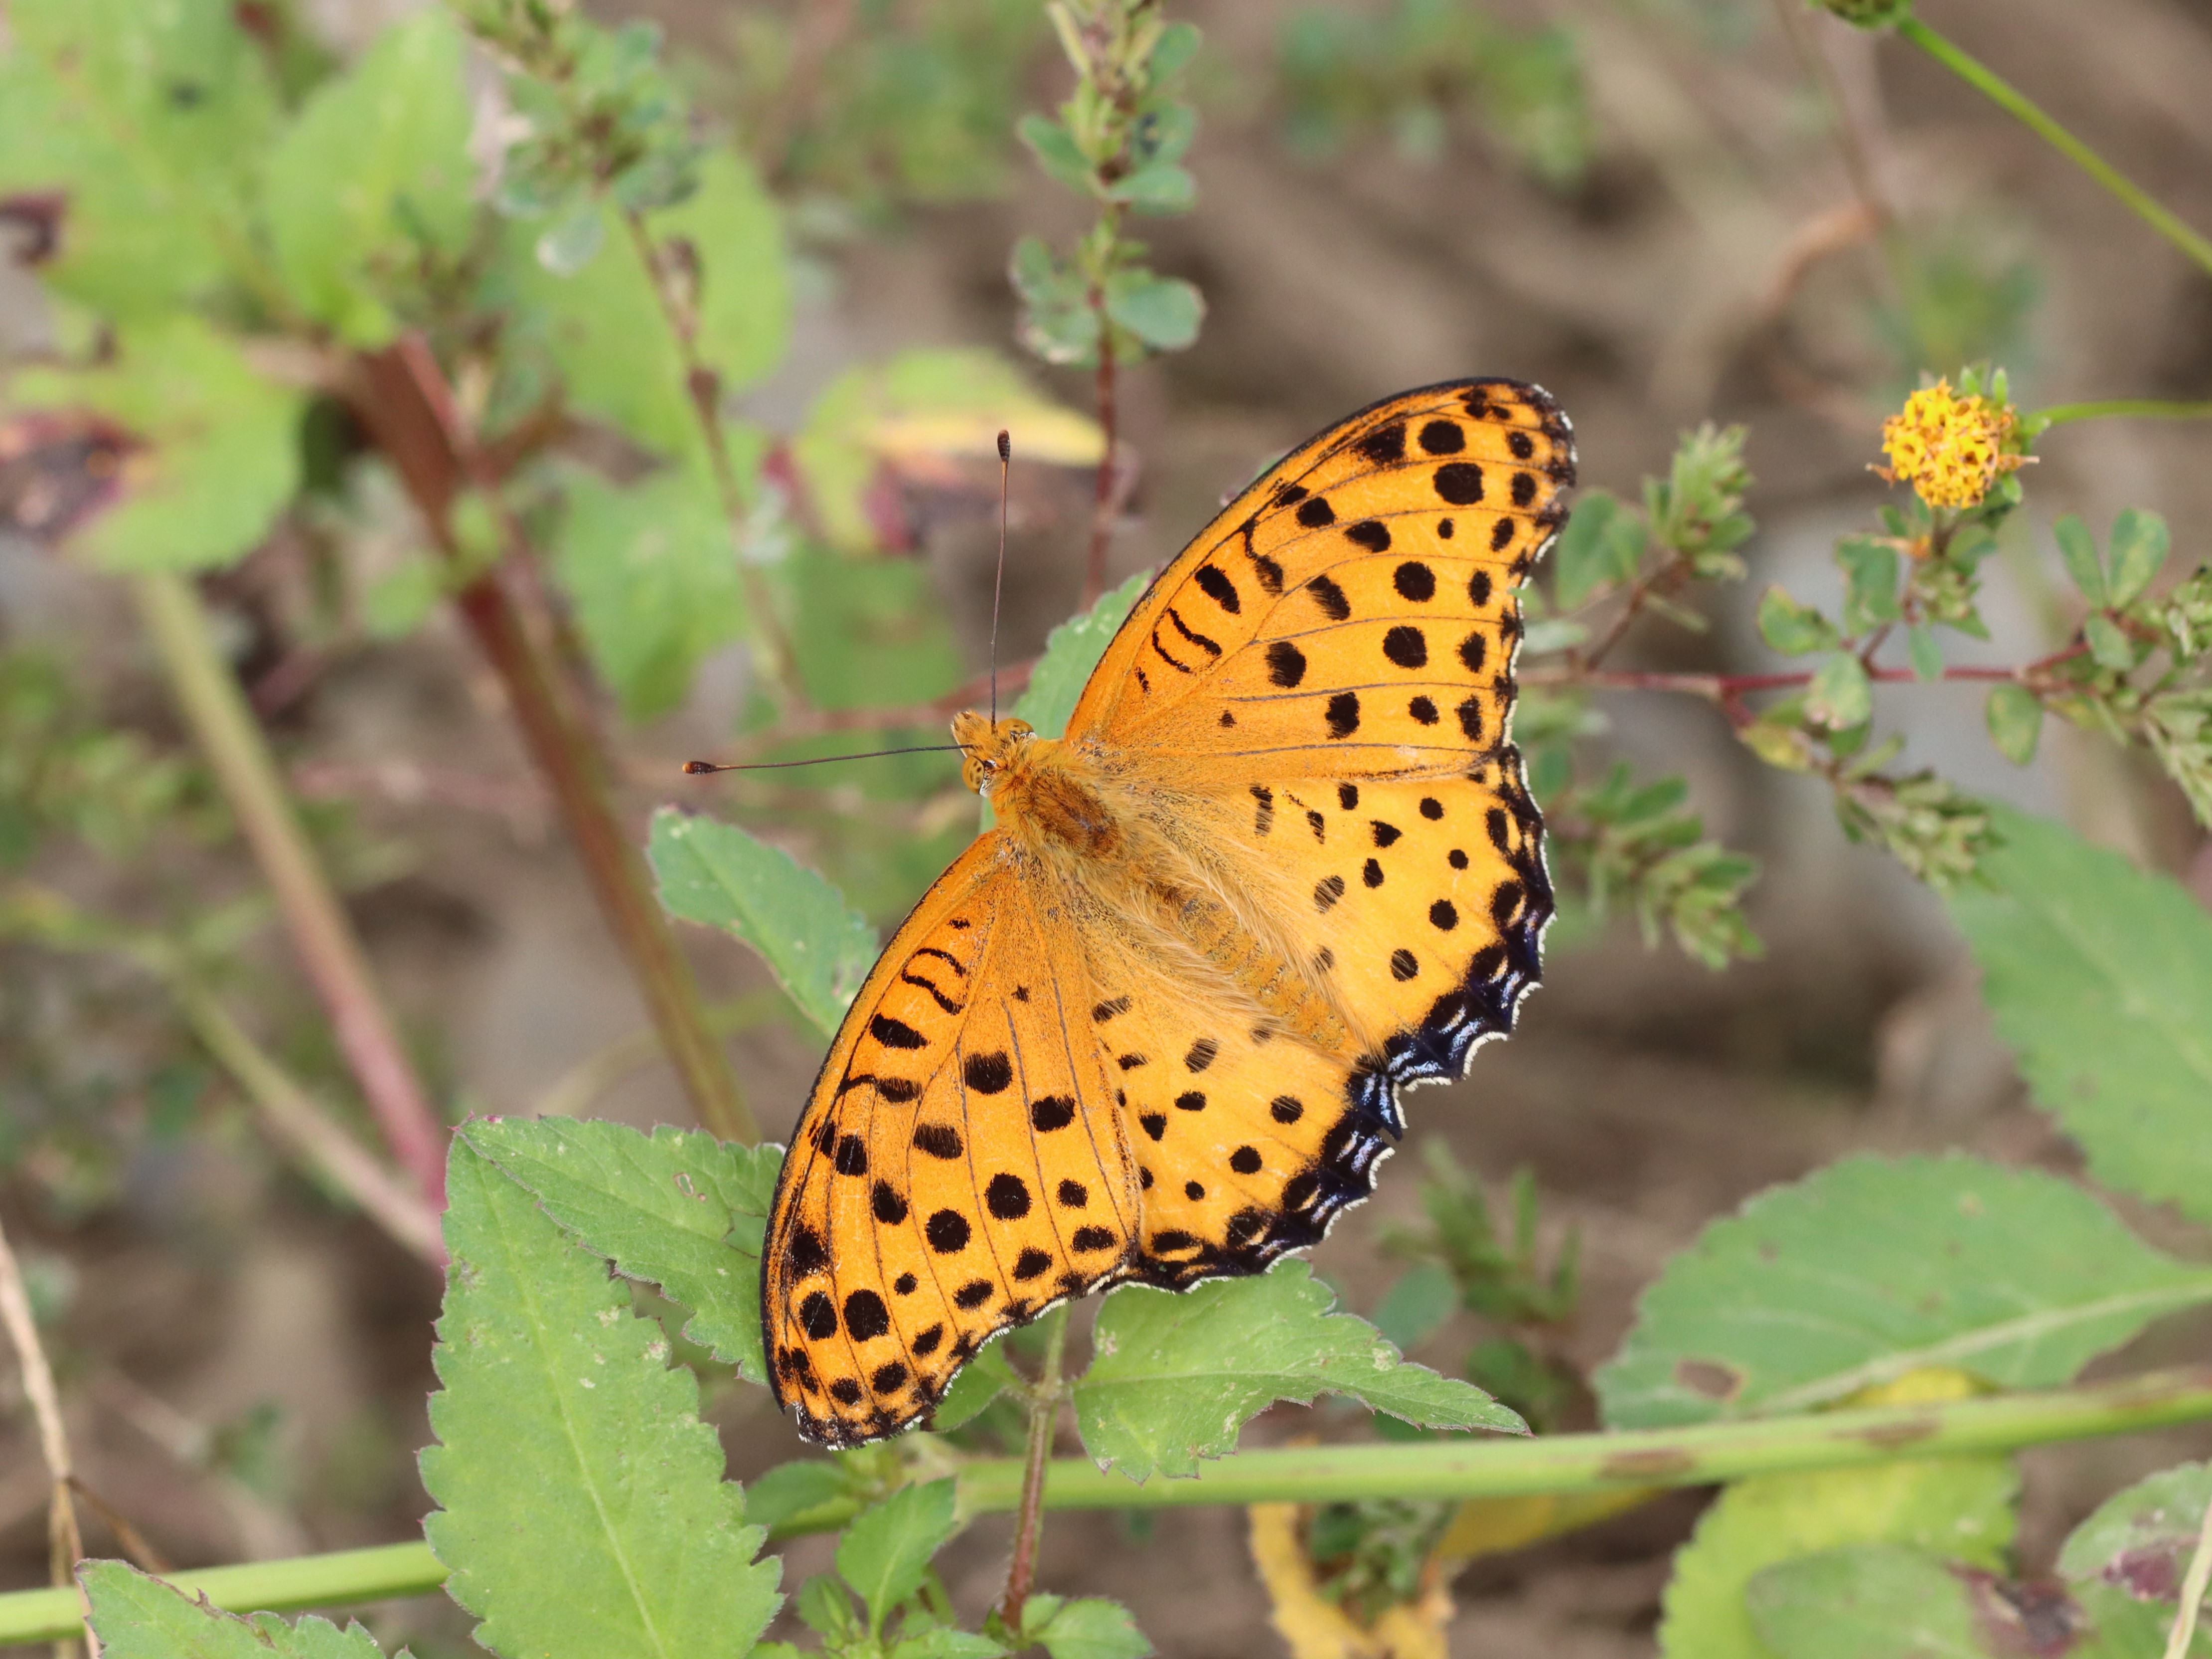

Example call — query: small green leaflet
[421,1143,781,1659]
[82,1560,402,1659]
[459,1116,780,1383]
[1744,1544,1997,1659]
[1074,1260,1523,1482]
[649,807,878,1041]
[931,1331,1021,1432]
[836,1480,959,1637]
[2056,1461,2212,1659]
[1014,569,1153,740]
[1659,1447,2016,1659]
[1593,1154,2212,1429]
[1019,1594,1154,1659]
[1947,808,2212,1225]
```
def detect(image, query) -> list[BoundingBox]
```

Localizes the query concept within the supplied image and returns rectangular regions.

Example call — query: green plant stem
[2036,399,2212,428]
[133,573,450,1207]
[1896,17,2212,282]
[351,339,757,1145]
[12,1367,2210,1643]
[999,1304,1071,1630]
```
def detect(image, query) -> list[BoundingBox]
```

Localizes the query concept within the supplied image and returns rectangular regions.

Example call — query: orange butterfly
[764,379,1575,1445]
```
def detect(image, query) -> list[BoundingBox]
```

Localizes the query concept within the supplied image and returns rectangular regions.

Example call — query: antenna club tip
[681,760,718,775]
[996,429,1010,462]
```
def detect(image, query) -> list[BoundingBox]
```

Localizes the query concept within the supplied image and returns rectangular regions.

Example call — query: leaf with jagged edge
[650,808,878,1041]
[836,1480,959,1637]
[1595,1154,2212,1430]
[459,1116,780,1383]
[420,1142,781,1659]
[1075,1260,1522,1482]
[83,1559,405,1659]
[1948,808,2212,1225]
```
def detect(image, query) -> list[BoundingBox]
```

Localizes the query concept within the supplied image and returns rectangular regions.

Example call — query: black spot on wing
[1194,564,1241,613]
[1307,574,1351,621]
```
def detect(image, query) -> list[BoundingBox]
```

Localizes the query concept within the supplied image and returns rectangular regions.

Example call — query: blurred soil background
[4,0,2212,1654]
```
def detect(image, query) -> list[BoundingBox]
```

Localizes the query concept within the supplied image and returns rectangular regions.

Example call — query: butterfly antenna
[682,746,966,775]
[990,427,1010,725]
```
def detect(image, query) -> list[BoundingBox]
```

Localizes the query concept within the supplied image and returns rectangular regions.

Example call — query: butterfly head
[951,710,1034,797]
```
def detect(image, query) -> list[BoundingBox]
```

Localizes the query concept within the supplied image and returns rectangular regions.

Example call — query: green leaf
[550,467,749,721]
[1660,1430,2016,1659]
[1983,682,2042,765]
[1553,492,1644,610]
[1025,1595,1153,1659]
[744,1459,848,1532]
[931,1332,1020,1432]
[458,1117,781,1383]
[2053,514,2105,606]
[784,547,965,713]
[421,1142,782,1659]
[1371,1261,1458,1354]
[6,316,301,571]
[893,1632,1008,1659]
[1744,1544,1995,1659]
[1806,651,1873,730]
[648,807,878,1042]
[1013,570,1152,740]
[1109,161,1196,213]
[1593,1154,2212,1429]
[82,1559,399,1658]
[1947,808,2212,1224]
[363,557,443,641]
[1907,622,1944,682]
[500,148,789,459]
[1835,537,1902,634]
[2083,612,2139,672]
[1074,1260,1523,1481]
[262,10,474,346]
[0,0,277,320]
[1018,112,1095,193]
[1101,270,1203,352]
[837,1480,959,1636]
[2105,508,2170,608]
[1755,587,1841,657]
[2059,1461,2212,1659]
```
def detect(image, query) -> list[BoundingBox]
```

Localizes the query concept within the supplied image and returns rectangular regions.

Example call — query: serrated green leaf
[0,0,277,320]
[1012,570,1152,741]
[262,10,474,346]
[1835,537,1902,634]
[1744,1544,1994,1659]
[2054,514,2105,606]
[1806,652,1872,730]
[1593,1154,2212,1429]
[893,1631,1008,1659]
[2105,508,2171,608]
[1755,587,1841,657]
[421,1143,782,1659]
[459,1117,780,1383]
[500,148,789,459]
[745,1459,848,1532]
[837,1480,959,1636]
[1075,1260,1522,1481]
[1947,808,2212,1224]
[649,808,878,1041]
[1660,1431,2016,1659]
[1101,271,1203,352]
[1907,622,1944,682]
[551,468,749,721]
[931,1332,1020,1433]
[1027,1595,1152,1659]
[1983,682,2042,765]
[1553,492,1643,610]
[6,316,301,571]
[82,1560,400,1659]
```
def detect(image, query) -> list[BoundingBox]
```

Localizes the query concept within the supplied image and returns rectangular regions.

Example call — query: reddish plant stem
[1081,326,1119,610]
[351,339,757,1145]
[135,574,450,1206]
[999,1304,1070,1634]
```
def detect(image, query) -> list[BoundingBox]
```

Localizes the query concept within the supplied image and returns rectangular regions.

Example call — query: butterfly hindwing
[764,836,1139,1446]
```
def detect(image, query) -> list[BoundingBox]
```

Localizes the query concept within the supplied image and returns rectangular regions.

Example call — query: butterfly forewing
[764,836,1139,1446]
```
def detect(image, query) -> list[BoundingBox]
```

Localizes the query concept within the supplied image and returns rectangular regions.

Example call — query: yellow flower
[1875,380,2027,510]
